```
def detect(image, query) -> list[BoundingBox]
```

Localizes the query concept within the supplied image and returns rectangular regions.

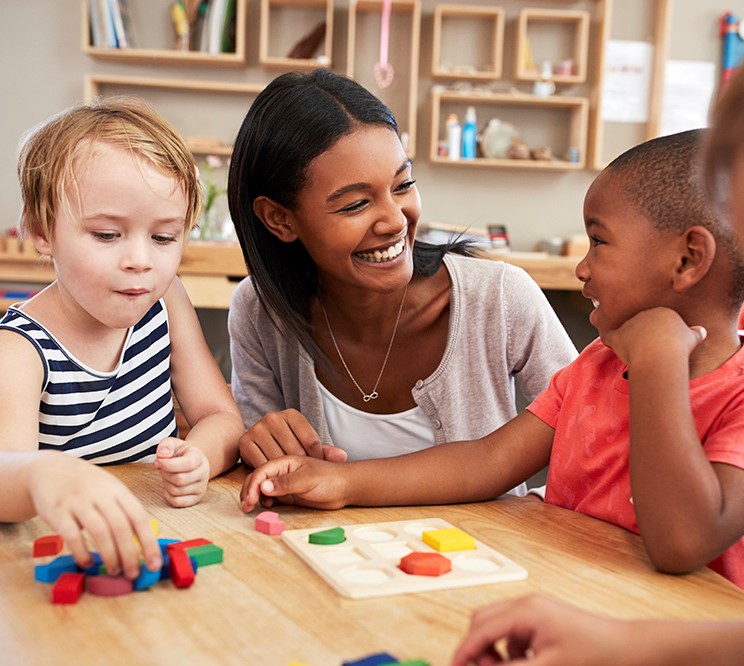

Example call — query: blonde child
[241,128,744,588]
[1,98,244,579]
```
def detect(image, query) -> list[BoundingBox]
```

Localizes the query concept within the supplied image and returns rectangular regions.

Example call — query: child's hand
[240,455,349,512]
[450,594,630,666]
[27,453,162,580]
[239,409,347,468]
[602,307,707,366]
[153,438,210,507]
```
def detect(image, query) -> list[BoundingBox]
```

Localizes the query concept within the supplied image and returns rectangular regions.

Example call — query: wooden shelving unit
[347,0,421,159]
[259,0,334,69]
[430,89,588,170]
[514,8,590,84]
[84,74,264,157]
[81,0,248,67]
[431,4,505,81]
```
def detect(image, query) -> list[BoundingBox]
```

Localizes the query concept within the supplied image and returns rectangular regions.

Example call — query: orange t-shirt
[528,338,744,588]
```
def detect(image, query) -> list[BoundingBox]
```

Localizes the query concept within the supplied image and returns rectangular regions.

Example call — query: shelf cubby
[431,4,505,81]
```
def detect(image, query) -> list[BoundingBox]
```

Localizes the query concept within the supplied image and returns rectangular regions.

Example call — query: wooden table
[2,466,744,666]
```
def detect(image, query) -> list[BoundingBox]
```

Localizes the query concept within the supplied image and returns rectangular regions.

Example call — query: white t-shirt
[318,381,435,461]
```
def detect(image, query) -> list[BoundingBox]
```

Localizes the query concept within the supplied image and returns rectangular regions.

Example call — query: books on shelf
[88,0,135,49]
[199,0,236,53]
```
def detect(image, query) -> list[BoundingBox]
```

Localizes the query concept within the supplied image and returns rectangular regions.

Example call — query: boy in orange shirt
[241,128,744,587]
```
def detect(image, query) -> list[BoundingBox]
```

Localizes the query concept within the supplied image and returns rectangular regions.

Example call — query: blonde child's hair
[17,96,202,240]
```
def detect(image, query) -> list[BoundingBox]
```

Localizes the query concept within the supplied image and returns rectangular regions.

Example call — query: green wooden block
[308,527,346,545]
[186,543,224,567]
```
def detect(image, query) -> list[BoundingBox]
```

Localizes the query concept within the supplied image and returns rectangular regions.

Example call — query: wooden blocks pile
[32,525,223,604]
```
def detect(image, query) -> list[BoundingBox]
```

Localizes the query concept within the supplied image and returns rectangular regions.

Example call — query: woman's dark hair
[228,69,473,358]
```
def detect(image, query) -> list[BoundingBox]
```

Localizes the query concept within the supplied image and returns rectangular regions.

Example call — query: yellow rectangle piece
[422,528,476,552]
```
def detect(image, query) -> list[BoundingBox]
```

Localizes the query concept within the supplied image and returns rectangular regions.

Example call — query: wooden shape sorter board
[281,518,527,599]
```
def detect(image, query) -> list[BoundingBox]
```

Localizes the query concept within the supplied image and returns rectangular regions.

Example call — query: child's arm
[0,331,161,578]
[160,278,243,506]
[604,307,744,573]
[240,410,554,511]
[450,594,744,666]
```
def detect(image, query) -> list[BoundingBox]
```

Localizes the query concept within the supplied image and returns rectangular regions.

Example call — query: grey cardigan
[229,253,577,448]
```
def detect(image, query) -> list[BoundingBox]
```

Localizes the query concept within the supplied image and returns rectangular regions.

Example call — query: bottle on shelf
[462,106,477,159]
[445,113,462,160]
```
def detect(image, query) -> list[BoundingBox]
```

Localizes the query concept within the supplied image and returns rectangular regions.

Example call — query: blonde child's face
[576,171,679,338]
[38,141,188,331]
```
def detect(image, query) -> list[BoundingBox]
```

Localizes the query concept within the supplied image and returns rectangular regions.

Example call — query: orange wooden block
[399,552,452,577]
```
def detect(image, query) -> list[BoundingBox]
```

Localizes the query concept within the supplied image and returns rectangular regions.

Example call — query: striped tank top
[0,300,177,464]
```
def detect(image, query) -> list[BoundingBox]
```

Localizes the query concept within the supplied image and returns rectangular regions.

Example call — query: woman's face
[289,125,421,295]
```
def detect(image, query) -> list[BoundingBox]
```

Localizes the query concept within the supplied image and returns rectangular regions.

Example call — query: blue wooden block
[82,552,103,576]
[157,538,181,556]
[134,563,162,591]
[343,652,398,666]
[34,554,79,583]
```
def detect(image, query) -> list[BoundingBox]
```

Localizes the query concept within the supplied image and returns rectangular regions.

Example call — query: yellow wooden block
[422,527,476,552]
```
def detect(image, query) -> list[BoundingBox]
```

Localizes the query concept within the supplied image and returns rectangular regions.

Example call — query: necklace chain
[319,285,408,402]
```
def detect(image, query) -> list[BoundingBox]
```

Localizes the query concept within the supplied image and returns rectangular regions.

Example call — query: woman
[227,69,576,495]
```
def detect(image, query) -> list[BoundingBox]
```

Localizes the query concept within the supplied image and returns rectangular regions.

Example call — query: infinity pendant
[363,392,379,402]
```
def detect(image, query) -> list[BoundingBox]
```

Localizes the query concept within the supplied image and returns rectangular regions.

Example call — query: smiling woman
[226,69,577,475]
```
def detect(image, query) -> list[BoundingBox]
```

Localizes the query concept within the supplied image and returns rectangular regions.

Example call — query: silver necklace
[319,285,408,402]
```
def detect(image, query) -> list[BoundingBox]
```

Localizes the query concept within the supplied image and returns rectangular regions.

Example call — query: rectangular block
[51,572,85,604]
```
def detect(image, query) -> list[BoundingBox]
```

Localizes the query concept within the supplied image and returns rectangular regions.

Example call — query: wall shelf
[430,89,588,170]
[259,0,334,69]
[81,0,248,67]
[431,4,505,81]
[84,74,264,157]
[347,0,421,158]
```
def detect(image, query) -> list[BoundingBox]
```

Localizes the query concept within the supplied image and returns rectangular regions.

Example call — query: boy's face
[38,142,188,331]
[576,170,679,338]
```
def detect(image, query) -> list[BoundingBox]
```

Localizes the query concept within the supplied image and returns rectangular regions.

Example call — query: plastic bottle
[445,114,461,160]
[462,106,477,159]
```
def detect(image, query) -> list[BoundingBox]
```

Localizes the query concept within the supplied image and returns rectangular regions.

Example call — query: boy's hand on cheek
[602,307,706,366]
[154,438,210,507]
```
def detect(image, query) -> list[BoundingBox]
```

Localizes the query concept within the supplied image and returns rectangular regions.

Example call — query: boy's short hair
[17,96,201,240]
[606,129,744,309]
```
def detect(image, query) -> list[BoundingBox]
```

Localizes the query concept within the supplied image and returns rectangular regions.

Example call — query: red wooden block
[33,535,64,557]
[169,548,196,588]
[166,538,212,555]
[88,575,134,597]
[399,552,452,577]
[51,572,85,604]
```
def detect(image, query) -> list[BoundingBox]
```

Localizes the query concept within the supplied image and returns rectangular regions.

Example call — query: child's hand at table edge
[240,455,349,512]
[153,437,210,508]
[27,452,162,579]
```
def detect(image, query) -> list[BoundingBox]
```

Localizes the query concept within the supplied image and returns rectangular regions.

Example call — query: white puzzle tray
[281,518,528,599]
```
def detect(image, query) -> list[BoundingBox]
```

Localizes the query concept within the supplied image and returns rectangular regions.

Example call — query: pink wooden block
[255,510,285,535]
[88,575,134,597]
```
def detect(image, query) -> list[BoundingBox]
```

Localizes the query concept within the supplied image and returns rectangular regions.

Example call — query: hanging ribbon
[374,0,394,88]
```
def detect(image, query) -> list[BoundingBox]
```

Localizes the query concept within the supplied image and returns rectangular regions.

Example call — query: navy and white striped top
[0,300,178,465]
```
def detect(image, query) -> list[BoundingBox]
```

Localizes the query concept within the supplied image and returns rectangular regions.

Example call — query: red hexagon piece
[399,551,452,577]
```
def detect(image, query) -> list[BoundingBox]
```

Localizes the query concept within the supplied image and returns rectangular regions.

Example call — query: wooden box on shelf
[430,88,588,170]
[514,8,590,84]
[259,0,334,69]
[431,4,505,81]
[81,0,248,67]
[347,0,421,159]
[84,74,264,157]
